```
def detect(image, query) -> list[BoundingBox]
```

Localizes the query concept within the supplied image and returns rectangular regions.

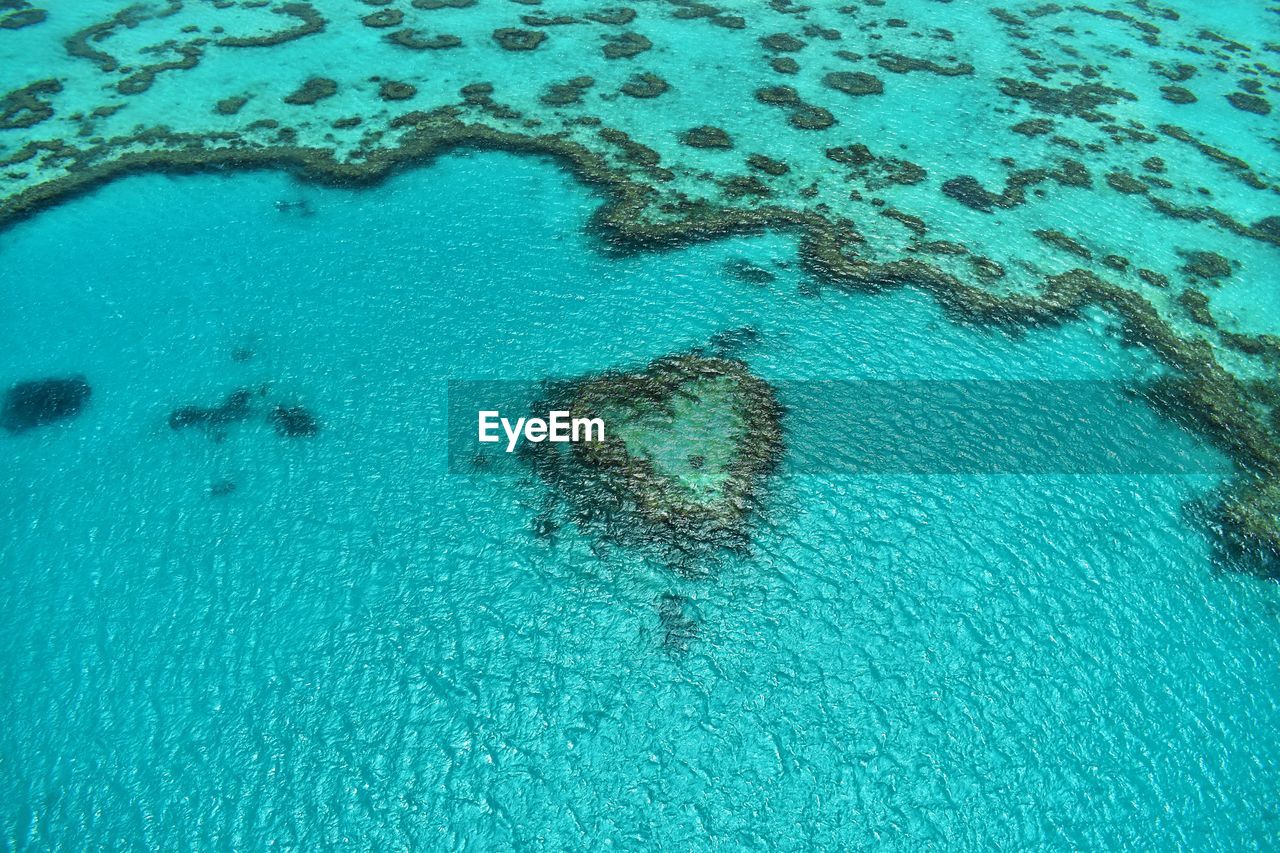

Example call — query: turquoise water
[3,151,1279,847]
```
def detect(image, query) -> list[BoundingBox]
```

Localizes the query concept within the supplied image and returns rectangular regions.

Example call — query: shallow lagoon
[2,151,1279,847]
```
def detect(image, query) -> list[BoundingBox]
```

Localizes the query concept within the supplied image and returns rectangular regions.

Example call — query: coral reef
[379,81,417,102]
[620,72,669,99]
[1225,92,1271,116]
[386,29,462,50]
[0,7,46,30]
[601,31,651,59]
[2,376,91,434]
[169,388,256,434]
[217,3,325,48]
[1180,250,1232,282]
[214,95,249,116]
[540,77,593,107]
[270,405,320,437]
[822,71,884,96]
[283,77,338,106]
[528,353,783,568]
[680,125,733,149]
[0,80,61,130]
[492,28,545,51]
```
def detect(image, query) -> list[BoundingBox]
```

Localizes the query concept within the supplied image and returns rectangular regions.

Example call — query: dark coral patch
[379,80,417,101]
[361,8,403,27]
[522,13,579,25]
[723,258,777,285]
[585,7,636,25]
[2,376,91,434]
[283,77,337,105]
[788,105,835,130]
[0,79,61,130]
[658,593,699,654]
[997,78,1136,121]
[527,354,783,567]
[620,72,669,98]
[941,176,1005,212]
[873,52,973,76]
[760,32,804,52]
[270,405,320,437]
[746,153,789,175]
[1226,91,1271,115]
[214,95,249,115]
[169,388,255,433]
[217,3,326,48]
[540,78,593,106]
[680,125,733,149]
[1160,85,1196,104]
[1180,250,1232,282]
[492,28,545,50]
[209,479,237,497]
[386,29,461,50]
[1,8,47,29]
[822,71,884,96]
[755,85,800,106]
[1012,118,1054,135]
[602,31,650,59]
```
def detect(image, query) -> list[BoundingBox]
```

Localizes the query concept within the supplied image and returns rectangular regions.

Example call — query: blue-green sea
[3,151,1279,848]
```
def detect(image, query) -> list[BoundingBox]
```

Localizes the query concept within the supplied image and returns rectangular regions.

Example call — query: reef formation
[528,353,783,571]
[169,385,319,441]
[1,375,91,434]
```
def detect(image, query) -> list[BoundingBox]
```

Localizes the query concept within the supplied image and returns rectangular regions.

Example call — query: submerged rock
[2,376,91,434]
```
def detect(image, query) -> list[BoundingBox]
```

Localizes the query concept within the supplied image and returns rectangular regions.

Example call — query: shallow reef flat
[0,0,1278,565]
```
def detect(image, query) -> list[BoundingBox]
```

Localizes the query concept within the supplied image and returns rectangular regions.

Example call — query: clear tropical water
[2,151,1279,848]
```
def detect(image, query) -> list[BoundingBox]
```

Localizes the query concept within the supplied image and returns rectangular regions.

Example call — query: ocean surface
[3,151,1279,848]
[4,0,1280,847]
